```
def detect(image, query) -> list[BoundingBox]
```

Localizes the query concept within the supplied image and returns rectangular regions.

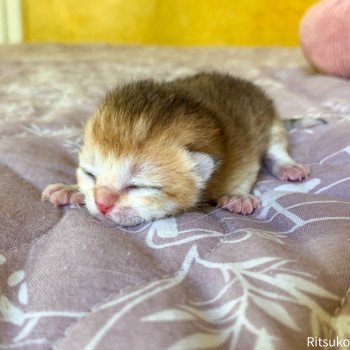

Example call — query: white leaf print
[150,218,179,238]
[320,145,350,164]
[8,271,25,287]
[0,254,5,265]
[0,295,25,326]
[238,257,279,270]
[168,332,228,350]
[146,220,225,249]
[18,282,28,305]
[142,309,195,322]
[252,295,299,331]
[180,298,241,322]
[254,328,275,350]
[273,178,321,193]
[13,317,39,342]
[275,274,338,299]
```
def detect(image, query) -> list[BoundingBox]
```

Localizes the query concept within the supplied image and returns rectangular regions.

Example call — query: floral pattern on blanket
[0,45,349,350]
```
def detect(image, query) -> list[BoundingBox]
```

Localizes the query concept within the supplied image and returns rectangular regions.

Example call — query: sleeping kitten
[42,72,309,226]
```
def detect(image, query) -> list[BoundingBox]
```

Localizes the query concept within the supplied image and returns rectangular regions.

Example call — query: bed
[0,45,349,350]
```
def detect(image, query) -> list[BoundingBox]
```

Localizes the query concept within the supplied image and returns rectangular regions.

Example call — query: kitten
[42,72,309,226]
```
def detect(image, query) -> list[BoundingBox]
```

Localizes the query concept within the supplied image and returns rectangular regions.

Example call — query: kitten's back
[169,72,276,141]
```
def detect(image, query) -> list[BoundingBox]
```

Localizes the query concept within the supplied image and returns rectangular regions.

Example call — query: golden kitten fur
[42,72,309,226]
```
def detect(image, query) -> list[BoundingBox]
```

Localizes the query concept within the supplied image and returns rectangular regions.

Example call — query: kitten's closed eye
[81,168,96,181]
[126,184,162,191]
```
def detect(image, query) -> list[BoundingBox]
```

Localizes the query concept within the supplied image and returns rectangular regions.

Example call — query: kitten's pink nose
[95,201,113,214]
[95,187,119,214]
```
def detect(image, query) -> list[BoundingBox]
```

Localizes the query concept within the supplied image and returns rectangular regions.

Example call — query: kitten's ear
[189,152,216,186]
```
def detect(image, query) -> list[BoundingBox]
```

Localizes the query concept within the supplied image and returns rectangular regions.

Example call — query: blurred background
[1,0,317,45]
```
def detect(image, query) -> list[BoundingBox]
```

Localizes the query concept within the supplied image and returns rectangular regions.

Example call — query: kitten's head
[77,82,221,226]
[78,142,215,227]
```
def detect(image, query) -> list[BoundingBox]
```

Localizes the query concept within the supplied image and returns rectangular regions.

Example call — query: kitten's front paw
[41,183,84,207]
[217,194,261,215]
[275,163,310,182]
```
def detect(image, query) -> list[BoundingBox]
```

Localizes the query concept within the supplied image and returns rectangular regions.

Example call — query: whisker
[177,207,222,227]
[177,195,251,227]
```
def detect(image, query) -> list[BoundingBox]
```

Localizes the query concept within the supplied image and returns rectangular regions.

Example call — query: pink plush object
[299,0,350,78]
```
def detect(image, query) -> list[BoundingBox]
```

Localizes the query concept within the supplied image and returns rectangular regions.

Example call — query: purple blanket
[0,45,349,350]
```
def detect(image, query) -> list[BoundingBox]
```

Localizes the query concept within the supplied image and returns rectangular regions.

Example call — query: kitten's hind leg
[266,119,310,181]
[41,183,84,207]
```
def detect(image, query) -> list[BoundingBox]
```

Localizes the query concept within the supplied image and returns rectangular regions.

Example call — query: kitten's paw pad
[218,195,260,215]
[41,183,84,206]
[276,164,310,182]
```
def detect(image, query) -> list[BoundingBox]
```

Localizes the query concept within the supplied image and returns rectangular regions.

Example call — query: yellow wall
[22,0,317,46]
